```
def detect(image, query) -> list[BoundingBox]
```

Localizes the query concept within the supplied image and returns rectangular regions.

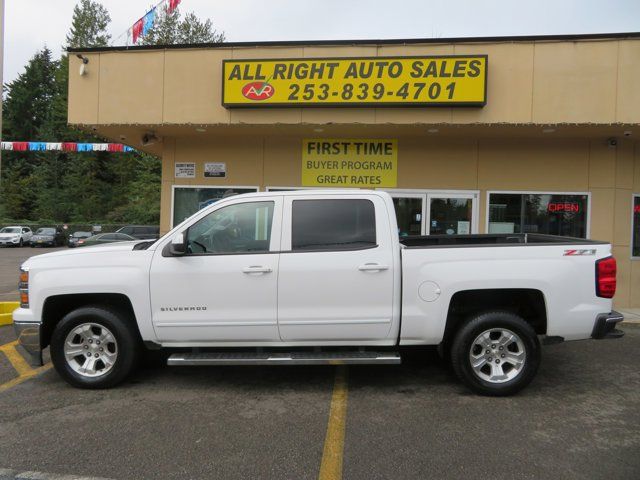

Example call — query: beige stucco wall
[69,38,640,127]
[159,135,639,308]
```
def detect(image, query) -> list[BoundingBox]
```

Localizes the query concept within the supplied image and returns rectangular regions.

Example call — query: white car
[13,190,623,395]
[0,226,32,247]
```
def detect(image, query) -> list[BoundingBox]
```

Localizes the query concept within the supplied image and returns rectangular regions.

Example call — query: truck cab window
[292,199,376,251]
[187,201,274,254]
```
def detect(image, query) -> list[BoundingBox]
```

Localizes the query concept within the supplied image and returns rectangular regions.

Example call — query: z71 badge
[563,249,596,256]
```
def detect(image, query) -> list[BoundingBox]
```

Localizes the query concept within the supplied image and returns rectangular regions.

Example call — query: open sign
[548,202,580,213]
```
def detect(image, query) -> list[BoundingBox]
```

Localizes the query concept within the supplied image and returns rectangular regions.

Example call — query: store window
[633,195,640,258]
[172,187,257,227]
[488,193,589,238]
[292,199,376,251]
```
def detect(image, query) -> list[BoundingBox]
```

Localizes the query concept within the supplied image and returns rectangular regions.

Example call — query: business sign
[223,56,487,108]
[302,139,397,187]
[204,162,226,178]
[175,162,195,178]
[548,202,581,213]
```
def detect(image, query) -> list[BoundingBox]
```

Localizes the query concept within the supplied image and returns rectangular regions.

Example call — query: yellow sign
[302,139,397,188]
[222,56,487,107]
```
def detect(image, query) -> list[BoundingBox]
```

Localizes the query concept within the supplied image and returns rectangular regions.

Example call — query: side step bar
[167,351,401,366]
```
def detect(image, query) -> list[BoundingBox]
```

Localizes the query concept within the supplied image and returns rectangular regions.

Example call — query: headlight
[19,267,29,308]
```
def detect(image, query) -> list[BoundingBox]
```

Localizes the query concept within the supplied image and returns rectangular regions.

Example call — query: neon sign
[634,204,640,214]
[548,202,581,213]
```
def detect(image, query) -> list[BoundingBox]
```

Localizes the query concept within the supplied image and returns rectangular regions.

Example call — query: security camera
[141,133,160,146]
[607,137,617,148]
[623,131,632,137]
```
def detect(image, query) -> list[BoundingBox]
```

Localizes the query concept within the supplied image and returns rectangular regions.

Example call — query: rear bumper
[13,321,43,366]
[591,311,625,339]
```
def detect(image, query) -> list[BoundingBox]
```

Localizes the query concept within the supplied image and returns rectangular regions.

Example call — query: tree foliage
[66,0,111,48]
[1,1,224,226]
[141,8,225,45]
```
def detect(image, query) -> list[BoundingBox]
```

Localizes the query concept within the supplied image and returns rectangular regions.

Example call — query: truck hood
[22,241,147,267]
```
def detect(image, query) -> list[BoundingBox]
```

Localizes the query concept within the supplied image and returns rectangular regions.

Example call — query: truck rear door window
[292,199,376,251]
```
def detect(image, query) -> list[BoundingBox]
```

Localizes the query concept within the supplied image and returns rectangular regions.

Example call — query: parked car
[116,225,159,240]
[67,231,92,248]
[13,190,623,395]
[0,226,33,247]
[29,227,65,247]
[77,232,136,247]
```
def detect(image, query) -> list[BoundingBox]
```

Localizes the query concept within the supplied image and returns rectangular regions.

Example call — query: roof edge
[67,31,640,53]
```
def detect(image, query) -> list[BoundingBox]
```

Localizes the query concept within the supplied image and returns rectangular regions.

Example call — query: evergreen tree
[1,1,225,226]
[66,0,111,48]
[141,7,225,45]
[3,48,59,140]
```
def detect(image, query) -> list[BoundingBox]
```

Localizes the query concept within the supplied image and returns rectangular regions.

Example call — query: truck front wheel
[50,306,140,389]
[450,311,540,396]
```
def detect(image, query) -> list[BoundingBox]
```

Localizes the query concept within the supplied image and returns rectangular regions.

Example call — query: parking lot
[0,247,639,479]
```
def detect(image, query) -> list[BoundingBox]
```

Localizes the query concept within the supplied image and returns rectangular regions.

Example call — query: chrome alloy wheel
[469,328,526,383]
[64,323,118,377]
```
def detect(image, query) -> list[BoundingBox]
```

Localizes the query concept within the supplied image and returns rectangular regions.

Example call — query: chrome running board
[167,351,401,366]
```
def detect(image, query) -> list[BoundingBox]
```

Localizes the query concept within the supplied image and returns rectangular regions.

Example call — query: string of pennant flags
[1,142,136,153]
[112,0,182,46]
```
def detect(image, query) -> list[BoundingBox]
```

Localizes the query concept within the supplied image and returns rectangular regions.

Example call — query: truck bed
[400,233,607,248]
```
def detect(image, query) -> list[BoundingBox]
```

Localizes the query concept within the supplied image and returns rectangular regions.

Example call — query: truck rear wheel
[450,311,540,396]
[50,306,140,389]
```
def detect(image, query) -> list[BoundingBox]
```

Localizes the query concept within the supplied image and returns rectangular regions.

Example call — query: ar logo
[242,82,275,101]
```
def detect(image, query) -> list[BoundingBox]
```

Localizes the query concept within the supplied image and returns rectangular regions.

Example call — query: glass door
[390,194,425,236]
[427,193,476,235]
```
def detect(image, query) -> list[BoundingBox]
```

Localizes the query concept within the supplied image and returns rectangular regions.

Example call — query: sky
[3,0,640,83]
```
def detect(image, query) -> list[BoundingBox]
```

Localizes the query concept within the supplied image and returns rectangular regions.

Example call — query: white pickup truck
[14,190,623,395]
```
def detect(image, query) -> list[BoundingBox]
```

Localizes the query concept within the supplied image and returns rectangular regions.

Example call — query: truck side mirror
[169,232,187,256]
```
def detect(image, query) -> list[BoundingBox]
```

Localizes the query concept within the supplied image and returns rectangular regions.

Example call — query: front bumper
[0,238,20,246]
[14,321,43,366]
[591,311,625,339]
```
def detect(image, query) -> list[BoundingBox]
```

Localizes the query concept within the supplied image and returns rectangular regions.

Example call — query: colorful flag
[133,18,144,43]
[143,8,156,36]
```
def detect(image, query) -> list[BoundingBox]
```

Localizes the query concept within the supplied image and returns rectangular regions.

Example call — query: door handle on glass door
[358,263,389,271]
[242,266,273,274]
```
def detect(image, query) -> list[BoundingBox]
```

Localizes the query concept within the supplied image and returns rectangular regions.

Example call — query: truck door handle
[242,266,272,274]
[358,263,389,272]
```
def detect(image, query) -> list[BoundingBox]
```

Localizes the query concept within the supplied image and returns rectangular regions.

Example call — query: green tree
[1,1,225,226]
[141,7,225,45]
[3,47,59,140]
[1,48,60,219]
[66,0,111,48]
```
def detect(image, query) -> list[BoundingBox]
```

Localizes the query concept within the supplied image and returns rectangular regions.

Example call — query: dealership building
[68,32,640,309]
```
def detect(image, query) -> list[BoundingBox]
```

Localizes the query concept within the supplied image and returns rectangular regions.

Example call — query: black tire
[450,311,540,396]
[50,306,140,389]
[18,239,23,247]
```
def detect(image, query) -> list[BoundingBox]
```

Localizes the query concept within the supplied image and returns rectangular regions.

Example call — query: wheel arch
[442,288,547,349]
[41,293,140,349]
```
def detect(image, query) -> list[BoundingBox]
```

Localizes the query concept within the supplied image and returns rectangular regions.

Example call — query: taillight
[18,267,29,308]
[596,256,616,298]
